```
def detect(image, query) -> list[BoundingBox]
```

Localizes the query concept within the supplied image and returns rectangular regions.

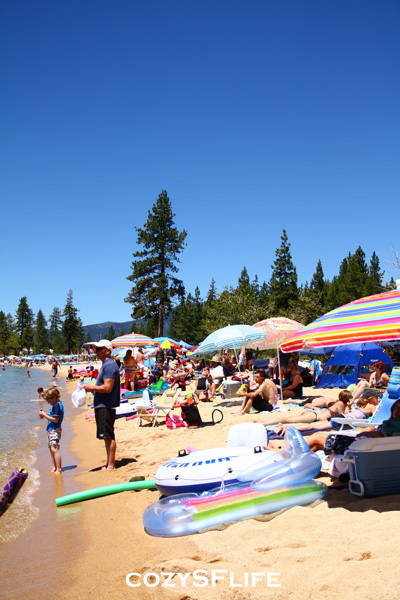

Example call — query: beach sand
[2,367,400,599]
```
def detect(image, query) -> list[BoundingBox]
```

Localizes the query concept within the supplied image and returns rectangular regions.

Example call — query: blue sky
[1,0,399,326]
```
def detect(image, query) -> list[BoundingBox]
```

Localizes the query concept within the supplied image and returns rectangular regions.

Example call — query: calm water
[0,366,61,543]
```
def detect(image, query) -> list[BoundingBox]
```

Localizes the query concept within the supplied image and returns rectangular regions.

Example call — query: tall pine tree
[125,190,187,336]
[62,290,84,352]
[15,296,35,352]
[33,309,49,353]
[268,230,298,316]
[48,307,63,345]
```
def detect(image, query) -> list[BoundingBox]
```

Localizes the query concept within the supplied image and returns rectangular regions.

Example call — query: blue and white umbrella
[197,324,268,354]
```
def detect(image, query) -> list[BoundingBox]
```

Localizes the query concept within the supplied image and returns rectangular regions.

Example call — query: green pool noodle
[56,479,156,506]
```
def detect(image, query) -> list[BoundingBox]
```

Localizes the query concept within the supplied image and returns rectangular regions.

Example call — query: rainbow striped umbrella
[281,289,400,352]
[249,317,304,350]
[111,333,160,349]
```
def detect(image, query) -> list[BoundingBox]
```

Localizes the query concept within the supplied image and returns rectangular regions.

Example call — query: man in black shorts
[82,340,120,470]
[233,369,277,416]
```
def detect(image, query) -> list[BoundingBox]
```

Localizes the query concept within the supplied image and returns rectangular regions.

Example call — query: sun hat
[93,339,113,350]
[211,355,222,363]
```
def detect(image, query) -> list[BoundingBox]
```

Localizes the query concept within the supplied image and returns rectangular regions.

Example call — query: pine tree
[106,325,116,341]
[48,307,63,343]
[302,259,329,322]
[144,318,157,339]
[125,190,187,336]
[0,311,9,355]
[15,296,35,352]
[268,230,298,316]
[364,252,384,296]
[119,328,125,337]
[52,329,66,354]
[62,290,84,352]
[33,309,49,353]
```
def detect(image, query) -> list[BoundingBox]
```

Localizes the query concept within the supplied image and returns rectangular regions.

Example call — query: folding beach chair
[135,390,182,428]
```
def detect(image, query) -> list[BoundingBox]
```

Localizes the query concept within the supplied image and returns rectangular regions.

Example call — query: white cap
[92,340,113,350]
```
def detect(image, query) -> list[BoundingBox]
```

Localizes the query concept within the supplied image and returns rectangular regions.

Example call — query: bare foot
[101,466,115,471]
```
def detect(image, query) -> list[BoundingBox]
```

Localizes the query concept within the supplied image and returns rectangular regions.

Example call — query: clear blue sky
[1,0,399,326]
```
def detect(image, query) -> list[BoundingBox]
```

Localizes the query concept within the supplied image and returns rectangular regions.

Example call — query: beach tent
[317,342,393,388]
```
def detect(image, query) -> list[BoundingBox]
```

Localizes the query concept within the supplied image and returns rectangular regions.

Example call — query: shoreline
[0,364,89,599]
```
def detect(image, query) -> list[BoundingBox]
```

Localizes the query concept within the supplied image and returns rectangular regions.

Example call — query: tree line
[125,191,396,345]
[1,191,395,355]
[0,290,84,355]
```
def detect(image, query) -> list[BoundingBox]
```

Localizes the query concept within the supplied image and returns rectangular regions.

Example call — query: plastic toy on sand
[0,468,29,517]
[144,428,326,536]
[56,479,157,506]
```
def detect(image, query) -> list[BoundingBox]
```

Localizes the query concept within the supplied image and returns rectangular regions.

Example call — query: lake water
[0,366,60,543]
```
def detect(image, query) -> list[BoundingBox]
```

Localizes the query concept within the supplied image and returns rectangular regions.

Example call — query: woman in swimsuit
[258,390,353,428]
[352,360,390,401]
[123,349,137,391]
[275,394,379,440]
[282,363,303,399]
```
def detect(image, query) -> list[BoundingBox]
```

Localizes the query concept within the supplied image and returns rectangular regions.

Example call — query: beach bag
[180,403,224,428]
[181,402,202,427]
[71,386,86,408]
[166,413,189,429]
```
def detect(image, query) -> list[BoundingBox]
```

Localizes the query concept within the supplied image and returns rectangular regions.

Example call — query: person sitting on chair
[209,355,224,396]
[194,369,213,402]
[282,363,303,399]
[351,360,390,401]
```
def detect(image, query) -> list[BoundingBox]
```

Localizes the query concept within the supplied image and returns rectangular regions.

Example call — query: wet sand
[0,366,87,599]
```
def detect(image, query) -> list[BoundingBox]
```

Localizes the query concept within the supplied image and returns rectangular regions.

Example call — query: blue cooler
[343,437,400,497]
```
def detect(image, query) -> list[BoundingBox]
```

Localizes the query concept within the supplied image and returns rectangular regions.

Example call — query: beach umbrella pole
[277,348,283,401]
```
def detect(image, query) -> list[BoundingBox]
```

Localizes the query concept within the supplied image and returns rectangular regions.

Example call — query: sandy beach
[2,364,400,599]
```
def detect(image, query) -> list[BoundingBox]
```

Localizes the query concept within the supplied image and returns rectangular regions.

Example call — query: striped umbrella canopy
[248,317,304,350]
[111,333,160,349]
[154,336,181,347]
[281,289,400,352]
[197,324,268,354]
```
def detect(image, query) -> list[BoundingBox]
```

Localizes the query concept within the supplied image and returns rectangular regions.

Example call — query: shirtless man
[232,369,277,415]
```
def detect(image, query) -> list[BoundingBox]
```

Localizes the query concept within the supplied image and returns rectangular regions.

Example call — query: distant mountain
[83,321,135,341]
[83,314,173,341]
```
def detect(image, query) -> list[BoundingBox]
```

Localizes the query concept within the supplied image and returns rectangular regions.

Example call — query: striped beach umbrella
[111,333,160,349]
[249,317,304,350]
[281,289,400,352]
[197,324,268,354]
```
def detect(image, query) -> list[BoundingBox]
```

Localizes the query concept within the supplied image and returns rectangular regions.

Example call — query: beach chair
[331,367,400,436]
[135,390,182,428]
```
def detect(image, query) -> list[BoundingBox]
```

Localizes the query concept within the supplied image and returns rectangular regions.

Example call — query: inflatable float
[154,424,321,496]
[143,480,327,537]
[56,478,157,507]
[144,427,326,536]
[0,468,29,517]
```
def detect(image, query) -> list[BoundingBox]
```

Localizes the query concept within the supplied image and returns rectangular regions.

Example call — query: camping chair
[135,390,182,427]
